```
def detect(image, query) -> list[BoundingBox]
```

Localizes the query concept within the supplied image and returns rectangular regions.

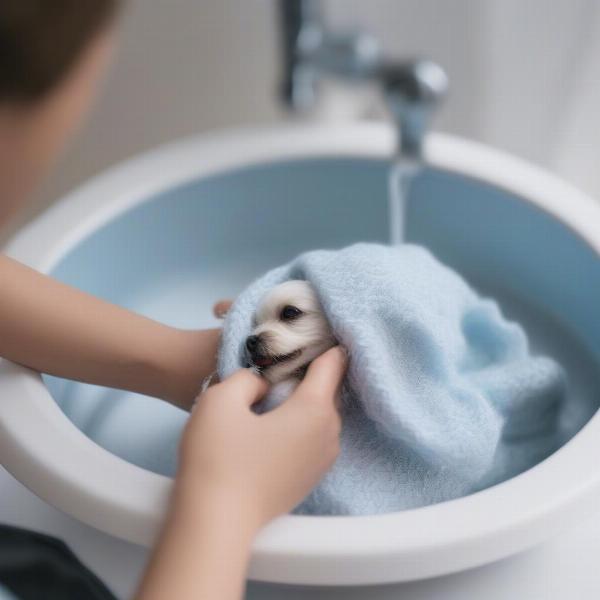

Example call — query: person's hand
[176,346,347,532]
[213,299,233,319]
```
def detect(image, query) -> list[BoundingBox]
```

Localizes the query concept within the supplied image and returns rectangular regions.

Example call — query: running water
[387,160,420,245]
[382,61,448,244]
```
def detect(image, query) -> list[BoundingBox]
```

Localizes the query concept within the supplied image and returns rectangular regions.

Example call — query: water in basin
[44,159,600,499]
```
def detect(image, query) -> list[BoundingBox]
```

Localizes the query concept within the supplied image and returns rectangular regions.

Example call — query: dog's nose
[246,335,260,353]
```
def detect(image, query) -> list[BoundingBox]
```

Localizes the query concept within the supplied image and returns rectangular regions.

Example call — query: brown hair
[0,0,119,104]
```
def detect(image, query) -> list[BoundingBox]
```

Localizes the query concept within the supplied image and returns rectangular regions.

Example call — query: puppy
[245,280,336,402]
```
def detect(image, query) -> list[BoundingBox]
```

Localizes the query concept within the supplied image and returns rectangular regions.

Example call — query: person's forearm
[135,481,258,600]
[0,254,218,409]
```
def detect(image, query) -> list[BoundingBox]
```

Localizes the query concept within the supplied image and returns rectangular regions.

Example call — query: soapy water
[388,160,420,245]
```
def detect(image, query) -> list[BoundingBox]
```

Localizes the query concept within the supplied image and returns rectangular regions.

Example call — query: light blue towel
[218,243,566,515]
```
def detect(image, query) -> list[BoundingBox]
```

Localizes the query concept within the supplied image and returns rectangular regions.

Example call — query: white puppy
[245,281,336,392]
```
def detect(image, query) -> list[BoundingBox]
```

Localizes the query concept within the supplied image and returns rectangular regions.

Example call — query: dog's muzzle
[245,335,302,370]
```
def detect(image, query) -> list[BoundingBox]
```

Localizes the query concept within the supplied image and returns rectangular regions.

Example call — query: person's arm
[0,254,218,409]
[135,347,347,600]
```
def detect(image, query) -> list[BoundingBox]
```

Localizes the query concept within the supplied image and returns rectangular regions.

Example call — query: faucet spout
[380,59,449,162]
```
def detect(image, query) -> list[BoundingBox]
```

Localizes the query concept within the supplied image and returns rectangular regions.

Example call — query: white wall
[15,0,600,234]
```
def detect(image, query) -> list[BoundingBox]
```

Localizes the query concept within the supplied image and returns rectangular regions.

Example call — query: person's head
[0,0,120,226]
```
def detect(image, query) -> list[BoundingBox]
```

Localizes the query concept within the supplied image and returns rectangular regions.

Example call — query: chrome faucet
[277,0,448,163]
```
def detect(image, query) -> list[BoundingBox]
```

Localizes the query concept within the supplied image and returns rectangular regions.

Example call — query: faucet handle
[277,0,381,111]
[277,0,322,110]
[380,59,449,161]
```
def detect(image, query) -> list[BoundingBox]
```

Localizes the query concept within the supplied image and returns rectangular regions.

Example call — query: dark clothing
[0,525,116,600]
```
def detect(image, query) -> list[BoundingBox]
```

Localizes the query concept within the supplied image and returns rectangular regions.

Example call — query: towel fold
[218,243,566,515]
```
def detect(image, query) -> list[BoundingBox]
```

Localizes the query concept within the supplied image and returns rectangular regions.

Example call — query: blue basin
[44,158,600,482]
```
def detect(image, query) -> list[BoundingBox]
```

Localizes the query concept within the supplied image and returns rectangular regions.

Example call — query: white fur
[248,280,336,386]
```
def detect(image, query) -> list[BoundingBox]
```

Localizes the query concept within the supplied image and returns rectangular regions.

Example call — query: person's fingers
[301,346,347,399]
[215,368,269,407]
[288,346,347,408]
[213,299,233,319]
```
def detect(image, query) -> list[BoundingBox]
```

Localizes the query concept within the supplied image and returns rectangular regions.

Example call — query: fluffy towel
[218,243,566,515]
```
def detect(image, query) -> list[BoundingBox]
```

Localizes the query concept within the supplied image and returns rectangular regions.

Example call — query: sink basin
[1,124,599,585]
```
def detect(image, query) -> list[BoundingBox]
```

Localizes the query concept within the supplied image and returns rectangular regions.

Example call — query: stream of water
[387,161,420,245]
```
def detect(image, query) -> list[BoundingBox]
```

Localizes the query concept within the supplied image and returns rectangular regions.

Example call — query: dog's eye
[280,305,302,321]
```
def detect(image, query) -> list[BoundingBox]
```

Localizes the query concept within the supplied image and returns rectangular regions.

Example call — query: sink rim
[1,122,600,585]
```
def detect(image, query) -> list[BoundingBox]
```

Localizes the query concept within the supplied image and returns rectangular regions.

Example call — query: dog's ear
[213,299,233,319]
